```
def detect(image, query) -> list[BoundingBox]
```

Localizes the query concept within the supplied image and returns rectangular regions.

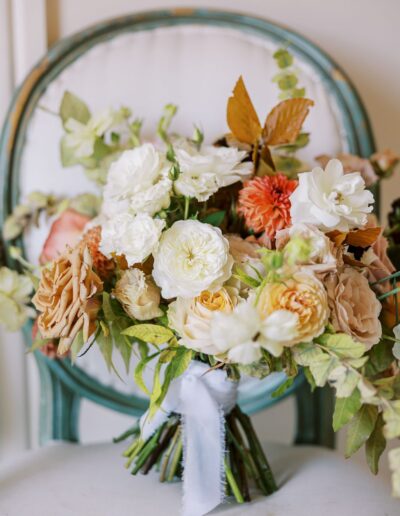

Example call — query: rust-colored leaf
[256,143,276,176]
[343,255,367,268]
[346,227,381,248]
[263,98,314,146]
[327,230,347,247]
[227,76,262,145]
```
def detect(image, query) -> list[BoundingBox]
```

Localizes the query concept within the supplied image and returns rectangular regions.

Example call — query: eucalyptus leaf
[345,404,378,457]
[333,388,362,432]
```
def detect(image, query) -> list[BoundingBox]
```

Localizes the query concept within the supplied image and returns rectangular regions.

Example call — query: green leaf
[149,360,163,418]
[293,342,326,367]
[365,414,386,475]
[69,193,102,217]
[329,366,360,398]
[134,351,160,396]
[271,376,294,398]
[60,136,80,167]
[111,317,133,374]
[201,210,226,227]
[70,330,85,363]
[233,267,261,289]
[310,355,339,387]
[93,138,112,161]
[278,74,298,90]
[303,366,316,391]
[333,388,362,432]
[102,292,116,322]
[60,91,91,125]
[383,401,400,439]
[122,324,174,345]
[365,337,394,376]
[345,404,378,457]
[96,328,113,371]
[318,333,365,359]
[29,337,51,352]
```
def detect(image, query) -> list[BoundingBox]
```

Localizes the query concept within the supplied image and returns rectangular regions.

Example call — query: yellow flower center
[196,290,233,312]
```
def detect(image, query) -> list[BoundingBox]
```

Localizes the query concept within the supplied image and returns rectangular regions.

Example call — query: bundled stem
[120,405,277,503]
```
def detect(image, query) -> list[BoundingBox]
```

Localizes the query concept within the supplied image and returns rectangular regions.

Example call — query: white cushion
[0,441,397,516]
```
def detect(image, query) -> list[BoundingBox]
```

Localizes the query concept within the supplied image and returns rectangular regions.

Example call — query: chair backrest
[0,9,375,445]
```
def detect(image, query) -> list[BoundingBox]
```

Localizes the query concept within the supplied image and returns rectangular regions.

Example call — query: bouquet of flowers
[2,47,400,516]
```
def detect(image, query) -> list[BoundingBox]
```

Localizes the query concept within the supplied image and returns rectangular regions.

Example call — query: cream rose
[257,270,329,345]
[168,287,238,355]
[153,220,233,299]
[326,267,382,349]
[113,269,163,321]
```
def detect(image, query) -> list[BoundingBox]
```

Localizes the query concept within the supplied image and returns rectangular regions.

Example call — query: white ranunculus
[102,144,172,218]
[153,220,233,299]
[113,269,163,321]
[168,287,238,355]
[259,310,300,357]
[173,142,252,201]
[100,212,165,266]
[290,159,374,232]
[64,109,116,159]
[210,301,261,359]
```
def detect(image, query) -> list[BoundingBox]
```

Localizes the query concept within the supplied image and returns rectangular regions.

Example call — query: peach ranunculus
[257,270,329,346]
[167,287,238,355]
[275,223,338,275]
[33,244,103,354]
[326,266,382,349]
[237,174,298,239]
[40,209,90,265]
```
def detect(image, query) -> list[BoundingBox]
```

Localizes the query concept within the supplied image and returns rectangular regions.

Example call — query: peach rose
[40,209,90,264]
[326,267,382,349]
[257,270,329,345]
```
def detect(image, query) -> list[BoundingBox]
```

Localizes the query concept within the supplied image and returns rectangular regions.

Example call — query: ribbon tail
[180,375,226,516]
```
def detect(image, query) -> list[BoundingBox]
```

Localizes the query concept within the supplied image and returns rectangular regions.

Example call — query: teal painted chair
[0,9,396,516]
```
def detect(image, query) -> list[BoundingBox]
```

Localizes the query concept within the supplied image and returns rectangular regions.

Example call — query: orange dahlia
[82,226,115,280]
[238,174,298,238]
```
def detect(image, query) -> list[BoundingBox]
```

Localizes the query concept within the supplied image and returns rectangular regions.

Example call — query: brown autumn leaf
[263,98,314,146]
[343,254,367,268]
[227,76,262,145]
[345,227,381,248]
[327,230,348,247]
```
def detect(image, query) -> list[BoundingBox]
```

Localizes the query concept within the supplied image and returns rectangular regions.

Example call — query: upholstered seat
[0,441,397,516]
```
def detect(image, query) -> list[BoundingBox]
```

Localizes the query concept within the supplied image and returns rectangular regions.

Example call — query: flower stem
[131,424,165,475]
[184,197,190,219]
[160,426,181,482]
[167,436,183,481]
[224,458,245,503]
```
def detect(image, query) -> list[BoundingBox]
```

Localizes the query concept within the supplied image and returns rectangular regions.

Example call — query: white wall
[0,0,399,481]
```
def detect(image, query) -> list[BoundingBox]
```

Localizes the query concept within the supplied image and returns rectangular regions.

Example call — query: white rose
[153,220,233,298]
[173,142,252,201]
[102,143,172,218]
[290,159,374,232]
[100,212,165,266]
[168,288,238,355]
[113,269,163,321]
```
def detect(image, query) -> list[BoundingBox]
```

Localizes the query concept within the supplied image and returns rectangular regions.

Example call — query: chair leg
[294,380,335,449]
[36,355,80,445]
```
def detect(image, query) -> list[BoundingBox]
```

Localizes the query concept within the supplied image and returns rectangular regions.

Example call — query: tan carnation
[326,266,381,349]
[32,245,103,354]
[257,270,329,345]
[113,268,162,321]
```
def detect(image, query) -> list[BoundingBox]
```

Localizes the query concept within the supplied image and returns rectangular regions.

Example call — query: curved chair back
[0,9,375,445]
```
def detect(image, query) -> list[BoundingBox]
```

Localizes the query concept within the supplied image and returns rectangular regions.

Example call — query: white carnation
[290,159,374,232]
[152,220,233,299]
[100,212,165,266]
[102,143,172,218]
[173,142,252,201]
